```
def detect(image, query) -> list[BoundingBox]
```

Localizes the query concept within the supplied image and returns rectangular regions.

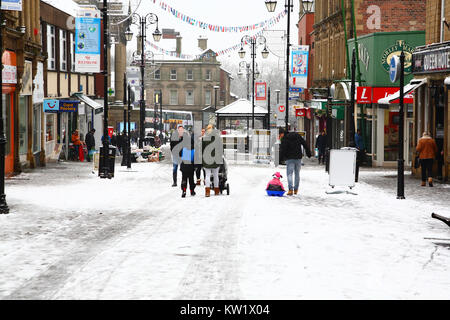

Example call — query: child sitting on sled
[266,172,286,197]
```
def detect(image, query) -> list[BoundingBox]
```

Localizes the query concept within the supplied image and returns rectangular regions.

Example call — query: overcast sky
[126,0,300,68]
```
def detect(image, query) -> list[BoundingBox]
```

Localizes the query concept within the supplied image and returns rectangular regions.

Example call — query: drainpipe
[441,0,445,43]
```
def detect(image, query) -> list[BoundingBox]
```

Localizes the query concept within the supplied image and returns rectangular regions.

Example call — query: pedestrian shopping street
[0,153,449,300]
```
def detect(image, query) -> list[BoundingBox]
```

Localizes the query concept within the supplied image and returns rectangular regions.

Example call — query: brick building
[409,0,450,181]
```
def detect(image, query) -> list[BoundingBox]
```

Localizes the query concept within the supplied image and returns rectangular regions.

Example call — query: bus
[144,109,193,132]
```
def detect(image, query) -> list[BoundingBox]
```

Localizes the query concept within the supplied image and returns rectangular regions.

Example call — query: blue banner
[75,18,101,55]
[43,99,59,113]
[1,0,22,11]
[59,100,79,113]
[291,45,309,88]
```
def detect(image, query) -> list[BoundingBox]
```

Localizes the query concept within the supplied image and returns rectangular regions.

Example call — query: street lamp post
[239,35,269,129]
[239,61,260,101]
[0,10,9,213]
[99,0,111,179]
[159,90,163,140]
[125,12,161,148]
[265,0,314,132]
[127,84,132,169]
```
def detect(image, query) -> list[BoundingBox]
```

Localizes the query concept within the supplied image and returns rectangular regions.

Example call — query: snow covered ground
[0,150,449,300]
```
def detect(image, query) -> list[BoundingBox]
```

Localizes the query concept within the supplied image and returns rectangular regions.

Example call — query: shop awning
[377,78,427,104]
[73,93,103,113]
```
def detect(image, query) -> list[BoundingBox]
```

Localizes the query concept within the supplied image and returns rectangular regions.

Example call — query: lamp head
[265,0,277,12]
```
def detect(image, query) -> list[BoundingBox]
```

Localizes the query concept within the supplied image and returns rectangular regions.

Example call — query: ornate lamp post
[265,0,314,131]
[125,12,161,148]
[238,35,269,129]
[238,61,260,101]
[0,10,9,213]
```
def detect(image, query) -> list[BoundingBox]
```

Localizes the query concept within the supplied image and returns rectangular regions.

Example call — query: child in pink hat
[266,172,286,196]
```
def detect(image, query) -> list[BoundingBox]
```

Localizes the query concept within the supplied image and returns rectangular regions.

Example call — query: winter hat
[273,172,282,179]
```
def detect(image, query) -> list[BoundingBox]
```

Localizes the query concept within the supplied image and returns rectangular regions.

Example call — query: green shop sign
[348,31,425,87]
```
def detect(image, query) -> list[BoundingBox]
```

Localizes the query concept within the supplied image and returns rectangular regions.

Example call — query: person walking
[416,131,438,187]
[180,134,196,198]
[170,125,186,187]
[202,124,223,197]
[195,128,205,185]
[280,128,311,196]
[85,128,96,162]
[71,130,82,161]
[315,130,327,165]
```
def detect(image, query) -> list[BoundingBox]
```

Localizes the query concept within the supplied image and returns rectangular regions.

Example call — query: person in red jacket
[71,130,82,161]
[416,132,438,187]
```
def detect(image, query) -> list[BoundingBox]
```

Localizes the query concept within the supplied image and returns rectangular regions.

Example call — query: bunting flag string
[146,23,276,60]
[149,0,286,33]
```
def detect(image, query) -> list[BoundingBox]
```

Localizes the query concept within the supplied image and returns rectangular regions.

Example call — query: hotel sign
[412,46,450,74]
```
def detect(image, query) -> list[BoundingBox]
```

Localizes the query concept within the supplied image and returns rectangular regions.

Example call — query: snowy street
[1,151,449,300]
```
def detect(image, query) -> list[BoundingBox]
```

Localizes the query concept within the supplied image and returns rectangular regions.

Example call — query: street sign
[390,55,401,83]
[289,87,303,93]
[279,105,285,113]
[1,0,22,11]
[108,88,115,96]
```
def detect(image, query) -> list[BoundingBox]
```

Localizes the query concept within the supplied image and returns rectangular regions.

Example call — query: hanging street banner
[1,0,22,11]
[290,45,309,89]
[75,17,101,73]
[255,82,267,101]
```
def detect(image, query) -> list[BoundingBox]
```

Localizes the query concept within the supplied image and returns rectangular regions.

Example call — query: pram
[204,156,230,195]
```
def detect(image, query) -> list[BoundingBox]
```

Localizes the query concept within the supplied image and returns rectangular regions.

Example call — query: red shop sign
[296,108,306,117]
[373,87,414,104]
[357,87,372,104]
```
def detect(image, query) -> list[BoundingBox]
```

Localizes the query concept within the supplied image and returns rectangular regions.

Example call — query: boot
[196,179,201,185]
[428,177,433,187]
[172,172,177,187]
[182,188,186,198]
[287,190,294,196]
[191,189,196,196]
[214,187,220,195]
[205,187,210,197]
[294,190,298,195]
[421,181,426,187]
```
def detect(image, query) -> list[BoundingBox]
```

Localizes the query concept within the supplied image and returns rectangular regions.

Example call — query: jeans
[204,167,220,188]
[173,162,178,173]
[286,159,302,191]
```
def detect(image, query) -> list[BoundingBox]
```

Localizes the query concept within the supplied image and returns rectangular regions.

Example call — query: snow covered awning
[377,78,427,105]
[215,99,267,117]
[73,93,103,112]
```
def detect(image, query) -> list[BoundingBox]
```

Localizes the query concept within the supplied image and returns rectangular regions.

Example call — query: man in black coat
[315,130,327,165]
[85,129,96,162]
[280,128,312,196]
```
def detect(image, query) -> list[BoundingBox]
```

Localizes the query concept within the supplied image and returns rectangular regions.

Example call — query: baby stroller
[205,156,230,195]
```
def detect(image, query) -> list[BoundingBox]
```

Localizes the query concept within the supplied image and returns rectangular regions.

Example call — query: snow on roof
[216,99,267,115]
[42,0,79,17]
[230,92,239,98]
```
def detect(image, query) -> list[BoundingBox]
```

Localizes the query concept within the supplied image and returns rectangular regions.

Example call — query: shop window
[33,105,41,153]
[384,108,399,162]
[46,114,55,142]
[19,96,28,155]
[2,94,11,155]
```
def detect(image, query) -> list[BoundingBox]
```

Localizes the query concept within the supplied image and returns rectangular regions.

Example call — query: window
[60,30,67,71]
[154,69,161,80]
[186,69,193,80]
[47,25,56,70]
[206,70,211,80]
[46,114,55,142]
[170,90,178,105]
[70,33,75,72]
[19,96,28,155]
[205,90,211,105]
[186,90,194,105]
[33,105,41,153]
[170,69,177,80]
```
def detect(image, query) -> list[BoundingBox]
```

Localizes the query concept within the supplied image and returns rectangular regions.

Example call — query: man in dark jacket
[85,129,96,162]
[280,128,312,196]
[315,130,327,165]
[170,125,187,187]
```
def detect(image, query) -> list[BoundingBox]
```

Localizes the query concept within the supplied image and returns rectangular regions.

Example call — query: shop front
[411,42,450,181]
[348,31,425,167]
[2,50,17,175]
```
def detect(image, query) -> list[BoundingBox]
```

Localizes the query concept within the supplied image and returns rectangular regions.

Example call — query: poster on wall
[20,60,33,95]
[75,17,101,73]
[33,62,44,104]
[255,82,267,101]
[1,0,22,11]
[290,45,309,89]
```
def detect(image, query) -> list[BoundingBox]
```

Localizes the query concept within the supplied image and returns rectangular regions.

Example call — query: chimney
[198,36,208,51]
[176,36,182,56]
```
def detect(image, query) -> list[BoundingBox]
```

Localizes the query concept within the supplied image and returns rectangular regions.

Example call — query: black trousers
[195,164,202,180]
[181,172,195,191]
[420,158,433,181]
[318,148,325,164]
